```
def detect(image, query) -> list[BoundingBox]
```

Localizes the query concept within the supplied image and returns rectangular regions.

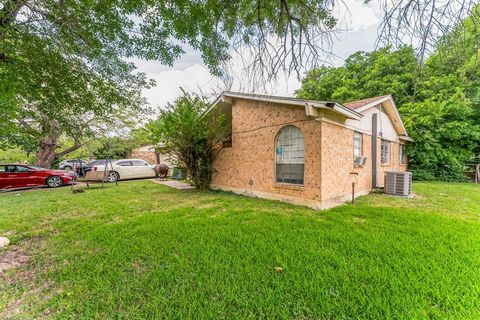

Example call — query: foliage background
[296,15,480,181]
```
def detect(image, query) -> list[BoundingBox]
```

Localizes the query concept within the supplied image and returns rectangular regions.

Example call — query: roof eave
[203,93,225,116]
[354,95,392,113]
[399,135,414,142]
[353,95,409,137]
[223,91,306,108]
[305,102,361,120]
[213,92,363,120]
[331,103,363,120]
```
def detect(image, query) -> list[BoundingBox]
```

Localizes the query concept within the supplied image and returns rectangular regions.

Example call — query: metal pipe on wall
[372,113,378,189]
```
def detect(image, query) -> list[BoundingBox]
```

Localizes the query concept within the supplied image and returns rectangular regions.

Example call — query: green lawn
[1,181,480,319]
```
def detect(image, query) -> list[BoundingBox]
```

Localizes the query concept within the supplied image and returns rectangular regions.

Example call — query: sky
[133,0,384,110]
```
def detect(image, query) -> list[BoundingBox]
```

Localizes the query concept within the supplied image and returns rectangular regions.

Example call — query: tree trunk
[34,120,61,168]
[35,136,59,168]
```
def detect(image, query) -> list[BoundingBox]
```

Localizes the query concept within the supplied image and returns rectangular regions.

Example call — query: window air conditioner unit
[354,156,367,167]
[384,171,412,197]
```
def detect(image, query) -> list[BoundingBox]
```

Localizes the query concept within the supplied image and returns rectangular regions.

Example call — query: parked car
[91,159,156,182]
[0,164,76,190]
[59,159,88,171]
[74,159,106,177]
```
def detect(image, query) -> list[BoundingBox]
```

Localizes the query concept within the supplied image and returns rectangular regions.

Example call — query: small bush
[147,92,227,190]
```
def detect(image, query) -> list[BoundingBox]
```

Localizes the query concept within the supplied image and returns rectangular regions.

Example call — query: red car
[0,164,76,190]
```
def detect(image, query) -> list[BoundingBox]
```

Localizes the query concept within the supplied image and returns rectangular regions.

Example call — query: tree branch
[55,137,82,158]
[0,0,26,28]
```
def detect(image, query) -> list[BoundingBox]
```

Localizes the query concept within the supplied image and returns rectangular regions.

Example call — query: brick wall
[319,121,406,208]
[320,121,365,206]
[211,99,407,209]
[376,138,407,187]
[212,99,323,209]
[130,150,157,165]
[130,150,176,168]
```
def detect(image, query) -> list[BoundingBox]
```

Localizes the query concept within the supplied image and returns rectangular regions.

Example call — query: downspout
[371,113,378,189]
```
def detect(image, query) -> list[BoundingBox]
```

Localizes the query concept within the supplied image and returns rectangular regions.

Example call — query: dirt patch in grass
[0,236,48,281]
[0,237,58,318]
[0,247,30,275]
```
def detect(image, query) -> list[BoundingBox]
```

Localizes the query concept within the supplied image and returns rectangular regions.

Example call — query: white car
[92,159,156,182]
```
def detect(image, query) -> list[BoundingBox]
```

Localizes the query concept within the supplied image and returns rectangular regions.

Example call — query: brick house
[208,92,412,210]
[130,145,158,164]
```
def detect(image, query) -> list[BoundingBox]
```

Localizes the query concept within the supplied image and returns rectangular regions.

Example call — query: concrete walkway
[150,179,195,190]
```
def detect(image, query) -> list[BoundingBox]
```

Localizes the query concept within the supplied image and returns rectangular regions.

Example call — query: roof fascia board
[386,97,408,137]
[224,92,306,107]
[399,135,414,142]
[331,103,362,120]
[203,94,224,116]
[226,92,362,120]
[207,92,362,120]
[355,96,391,113]
[356,95,409,137]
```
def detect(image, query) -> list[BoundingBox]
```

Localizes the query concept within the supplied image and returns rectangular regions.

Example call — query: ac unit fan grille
[384,172,412,196]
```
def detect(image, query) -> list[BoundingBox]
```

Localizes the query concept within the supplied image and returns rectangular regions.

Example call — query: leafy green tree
[0,0,342,167]
[92,138,137,160]
[403,10,480,180]
[297,40,480,181]
[147,92,226,190]
[423,8,480,124]
[0,148,33,163]
[296,46,418,106]
[400,94,480,181]
[1,0,152,167]
[92,129,150,160]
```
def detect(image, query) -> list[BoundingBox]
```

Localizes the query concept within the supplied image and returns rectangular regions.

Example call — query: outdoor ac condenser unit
[384,171,412,197]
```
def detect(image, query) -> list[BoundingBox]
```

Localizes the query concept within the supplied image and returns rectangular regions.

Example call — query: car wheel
[64,166,73,171]
[106,171,119,183]
[46,176,63,188]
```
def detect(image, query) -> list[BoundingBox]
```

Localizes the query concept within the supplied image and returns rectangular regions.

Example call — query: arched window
[275,125,304,185]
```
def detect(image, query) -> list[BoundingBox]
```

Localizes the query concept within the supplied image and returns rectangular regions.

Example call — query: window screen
[275,125,304,185]
[381,140,390,164]
[353,131,362,158]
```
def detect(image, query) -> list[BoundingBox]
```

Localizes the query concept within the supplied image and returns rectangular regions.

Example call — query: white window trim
[353,131,362,159]
[381,139,390,164]
[399,144,407,165]
[275,125,305,185]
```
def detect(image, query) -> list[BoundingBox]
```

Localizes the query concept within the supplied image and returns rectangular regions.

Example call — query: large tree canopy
[0,0,343,167]
[296,46,418,106]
